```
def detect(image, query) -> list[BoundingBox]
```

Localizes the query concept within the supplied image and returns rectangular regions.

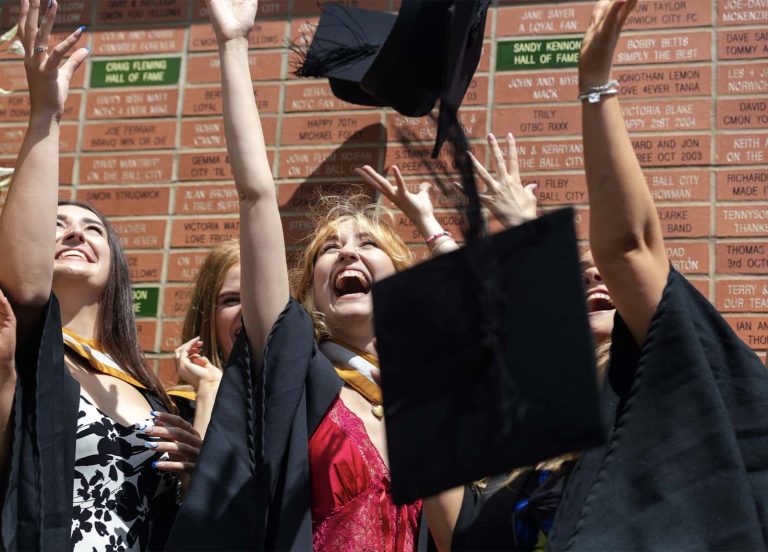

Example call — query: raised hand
[17,0,88,118]
[206,0,259,44]
[579,0,637,90]
[174,336,222,391]
[463,133,537,228]
[356,165,436,230]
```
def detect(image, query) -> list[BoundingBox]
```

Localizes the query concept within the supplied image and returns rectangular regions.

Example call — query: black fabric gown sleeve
[1,295,79,551]
[165,298,342,551]
[548,268,768,550]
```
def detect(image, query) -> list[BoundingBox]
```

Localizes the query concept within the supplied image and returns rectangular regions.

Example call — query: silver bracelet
[578,80,619,103]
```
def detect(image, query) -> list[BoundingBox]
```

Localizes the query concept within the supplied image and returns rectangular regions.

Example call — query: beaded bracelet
[578,80,619,103]
[425,230,452,244]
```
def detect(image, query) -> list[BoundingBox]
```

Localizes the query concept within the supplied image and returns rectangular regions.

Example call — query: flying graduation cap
[295,0,490,156]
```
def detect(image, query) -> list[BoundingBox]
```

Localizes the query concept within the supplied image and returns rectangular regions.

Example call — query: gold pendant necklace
[371,403,384,420]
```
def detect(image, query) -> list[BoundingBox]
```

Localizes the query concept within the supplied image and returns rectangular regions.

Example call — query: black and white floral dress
[71,395,176,552]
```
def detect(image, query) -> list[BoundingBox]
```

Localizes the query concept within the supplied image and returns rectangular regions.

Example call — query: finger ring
[33,45,48,53]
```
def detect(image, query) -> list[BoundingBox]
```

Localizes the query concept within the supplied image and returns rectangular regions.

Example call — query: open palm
[206,0,259,43]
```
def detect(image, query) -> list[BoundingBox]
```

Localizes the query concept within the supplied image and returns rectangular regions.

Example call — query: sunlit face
[215,264,241,361]
[312,219,397,333]
[54,204,111,292]
[581,251,615,342]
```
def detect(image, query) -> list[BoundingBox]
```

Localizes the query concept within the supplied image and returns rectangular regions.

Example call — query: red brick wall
[0,0,767,379]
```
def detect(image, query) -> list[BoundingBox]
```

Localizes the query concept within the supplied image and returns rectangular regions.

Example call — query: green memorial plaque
[91,57,181,88]
[497,38,582,71]
[133,287,159,318]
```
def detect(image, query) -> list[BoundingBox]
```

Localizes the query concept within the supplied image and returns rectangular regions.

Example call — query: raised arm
[356,164,458,255]
[580,0,668,344]
[0,0,86,323]
[207,0,289,358]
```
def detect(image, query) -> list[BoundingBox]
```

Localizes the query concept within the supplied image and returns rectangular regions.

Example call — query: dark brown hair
[58,200,175,411]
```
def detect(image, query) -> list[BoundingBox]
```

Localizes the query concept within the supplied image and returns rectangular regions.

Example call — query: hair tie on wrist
[425,230,451,244]
[578,80,619,103]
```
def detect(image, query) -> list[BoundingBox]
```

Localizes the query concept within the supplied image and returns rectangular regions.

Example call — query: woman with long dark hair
[0,1,203,550]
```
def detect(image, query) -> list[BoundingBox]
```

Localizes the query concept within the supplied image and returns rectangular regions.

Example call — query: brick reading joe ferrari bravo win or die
[83,121,177,151]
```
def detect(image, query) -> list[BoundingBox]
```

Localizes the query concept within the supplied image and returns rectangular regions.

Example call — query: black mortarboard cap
[296,0,490,156]
[372,208,605,504]
[295,4,396,107]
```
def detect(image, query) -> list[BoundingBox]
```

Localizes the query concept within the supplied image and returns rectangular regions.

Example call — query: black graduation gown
[165,298,343,551]
[0,296,188,551]
[548,268,768,550]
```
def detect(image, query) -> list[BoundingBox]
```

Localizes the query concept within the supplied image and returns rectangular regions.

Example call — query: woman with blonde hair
[166,1,458,550]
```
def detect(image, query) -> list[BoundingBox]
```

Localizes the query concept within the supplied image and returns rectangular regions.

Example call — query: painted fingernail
[150,410,159,417]
[487,133,495,140]
[151,461,158,468]
[77,25,86,34]
[144,441,159,449]
[84,46,91,53]
[531,183,539,191]
[48,0,53,9]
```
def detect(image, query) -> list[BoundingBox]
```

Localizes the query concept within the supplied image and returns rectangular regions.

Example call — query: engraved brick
[137,320,158,352]
[183,84,280,115]
[725,315,768,349]
[491,138,583,172]
[716,241,768,273]
[717,204,768,236]
[77,187,170,216]
[189,21,287,51]
[647,169,710,202]
[494,105,579,137]
[621,99,711,132]
[181,116,277,149]
[126,252,164,283]
[717,98,768,129]
[617,31,710,65]
[0,2,92,28]
[718,62,768,95]
[384,144,470,176]
[392,211,464,244]
[191,0,287,19]
[719,0,768,25]
[657,206,710,238]
[277,181,375,211]
[665,241,710,274]
[161,320,183,352]
[284,82,367,113]
[79,153,173,185]
[716,133,768,165]
[179,151,276,181]
[0,124,77,155]
[716,279,768,312]
[522,173,587,206]
[631,134,711,167]
[111,219,167,250]
[375,178,468,210]
[171,217,239,248]
[278,147,377,180]
[497,4,591,37]
[463,76,489,106]
[281,114,383,145]
[82,121,177,151]
[92,28,184,55]
[187,52,283,83]
[718,29,768,60]
[717,169,768,200]
[95,0,187,24]
[0,92,81,122]
[174,184,240,215]
[86,89,178,119]
[164,285,193,318]
[168,251,211,281]
[387,110,487,142]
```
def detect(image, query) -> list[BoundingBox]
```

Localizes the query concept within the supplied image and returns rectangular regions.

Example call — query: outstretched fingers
[47,25,86,68]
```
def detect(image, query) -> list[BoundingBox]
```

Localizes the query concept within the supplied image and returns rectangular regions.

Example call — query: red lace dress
[309,396,422,552]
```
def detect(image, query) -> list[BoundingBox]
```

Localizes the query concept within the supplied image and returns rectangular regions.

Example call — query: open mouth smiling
[586,288,615,313]
[55,248,93,262]
[334,269,371,297]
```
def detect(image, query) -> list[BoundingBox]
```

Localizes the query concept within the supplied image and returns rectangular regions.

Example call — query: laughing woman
[165,1,459,550]
[0,2,202,550]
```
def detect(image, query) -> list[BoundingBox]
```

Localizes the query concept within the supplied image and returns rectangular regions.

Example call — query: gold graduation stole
[323,339,384,420]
